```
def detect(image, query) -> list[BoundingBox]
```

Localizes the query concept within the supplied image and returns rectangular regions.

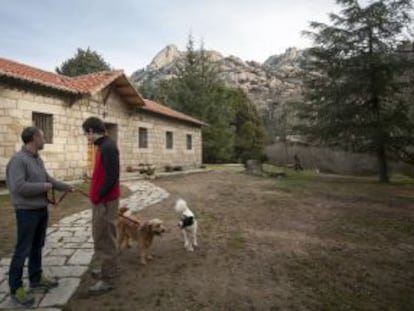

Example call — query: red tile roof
[0,57,124,94]
[142,99,205,126]
[0,57,204,126]
[69,70,124,93]
[0,57,76,93]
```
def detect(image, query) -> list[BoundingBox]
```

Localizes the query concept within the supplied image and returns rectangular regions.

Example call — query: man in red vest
[82,117,120,293]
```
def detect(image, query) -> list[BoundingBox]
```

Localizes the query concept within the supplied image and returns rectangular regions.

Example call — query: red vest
[89,143,120,204]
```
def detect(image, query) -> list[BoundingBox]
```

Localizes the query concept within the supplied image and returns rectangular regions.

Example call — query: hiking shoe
[30,275,59,290]
[10,287,35,306]
[88,280,113,294]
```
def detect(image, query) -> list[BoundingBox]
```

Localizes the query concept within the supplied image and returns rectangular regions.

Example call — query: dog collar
[181,215,194,228]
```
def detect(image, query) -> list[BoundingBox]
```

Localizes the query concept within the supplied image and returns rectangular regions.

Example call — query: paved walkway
[0,181,170,310]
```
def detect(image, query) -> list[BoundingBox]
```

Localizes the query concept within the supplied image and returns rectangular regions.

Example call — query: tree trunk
[377,144,389,183]
[368,28,389,184]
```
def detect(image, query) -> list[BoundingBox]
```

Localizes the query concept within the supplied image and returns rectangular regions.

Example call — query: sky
[0,0,342,75]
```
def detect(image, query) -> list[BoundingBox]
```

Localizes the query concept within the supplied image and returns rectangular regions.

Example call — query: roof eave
[107,74,145,106]
[0,71,81,95]
[139,107,205,127]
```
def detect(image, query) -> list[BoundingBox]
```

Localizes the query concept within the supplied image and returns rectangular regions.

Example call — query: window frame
[32,112,53,144]
[186,134,192,150]
[138,127,148,149]
[166,131,173,149]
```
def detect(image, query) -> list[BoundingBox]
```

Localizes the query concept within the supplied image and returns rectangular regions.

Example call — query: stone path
[120,181,169,212]
[0,181,170,310]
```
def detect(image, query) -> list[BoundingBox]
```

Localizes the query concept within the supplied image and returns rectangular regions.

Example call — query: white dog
[174,199,198,251]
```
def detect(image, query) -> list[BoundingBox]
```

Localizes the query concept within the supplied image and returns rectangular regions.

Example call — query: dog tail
[174,198,188,213]
[118,206,129,216]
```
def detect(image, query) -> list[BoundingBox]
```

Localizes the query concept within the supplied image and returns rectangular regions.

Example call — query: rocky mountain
[130,45,305,139]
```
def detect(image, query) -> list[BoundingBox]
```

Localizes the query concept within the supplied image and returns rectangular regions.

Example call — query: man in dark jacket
[6,127,73,306]
[82,117,120,293]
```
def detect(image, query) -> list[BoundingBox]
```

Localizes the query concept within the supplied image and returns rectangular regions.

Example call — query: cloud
[0,0,340,74]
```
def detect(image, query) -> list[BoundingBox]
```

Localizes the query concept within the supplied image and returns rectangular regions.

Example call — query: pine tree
[298,0,414,182]
[159,35,234,162]
[56,48,111,77]
[225,88,267,163]
[139,35,267,163]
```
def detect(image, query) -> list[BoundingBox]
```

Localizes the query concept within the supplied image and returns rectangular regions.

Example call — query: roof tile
[142,99,205,126]
[0,57,122,94]
[0,57,204,126]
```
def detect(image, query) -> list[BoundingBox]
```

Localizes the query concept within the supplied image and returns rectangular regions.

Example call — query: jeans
[8,207,48,293]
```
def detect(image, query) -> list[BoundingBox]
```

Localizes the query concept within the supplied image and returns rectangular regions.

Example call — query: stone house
[0,57,204,181]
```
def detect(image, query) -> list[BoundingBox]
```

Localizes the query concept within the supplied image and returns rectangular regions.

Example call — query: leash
[76,188,89,198]
[49,188,140,225]
[47,188,90,206]
[119,213,141,226]
[47,188,70,206]
[75,189,139,225]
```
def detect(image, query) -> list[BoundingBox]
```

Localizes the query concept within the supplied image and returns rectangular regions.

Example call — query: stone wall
[0,85,202,181]
[265,142,414,177]
[95,90,202,172]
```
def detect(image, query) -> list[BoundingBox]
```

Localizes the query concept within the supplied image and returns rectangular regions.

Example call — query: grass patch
[196,209,218,232]
[319,210,414,246]
[262,164,414,206]
[347,216,414,242]
[227,231,247,249]
[260,164,414,309]
[284,245,414,311]
[206,163,245,172]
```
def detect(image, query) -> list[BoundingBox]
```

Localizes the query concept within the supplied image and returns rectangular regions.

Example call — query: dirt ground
[64,169,414,311]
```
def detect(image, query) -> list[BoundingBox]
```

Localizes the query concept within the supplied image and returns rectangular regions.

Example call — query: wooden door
[87,143,97,171]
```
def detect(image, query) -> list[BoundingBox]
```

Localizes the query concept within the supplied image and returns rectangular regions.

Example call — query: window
[186,134,192,150]
[138,127,148,148]
[166,131,173,149]
[32,112,53,143]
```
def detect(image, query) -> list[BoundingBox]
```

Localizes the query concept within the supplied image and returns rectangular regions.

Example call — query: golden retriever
[117,207,165,265]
